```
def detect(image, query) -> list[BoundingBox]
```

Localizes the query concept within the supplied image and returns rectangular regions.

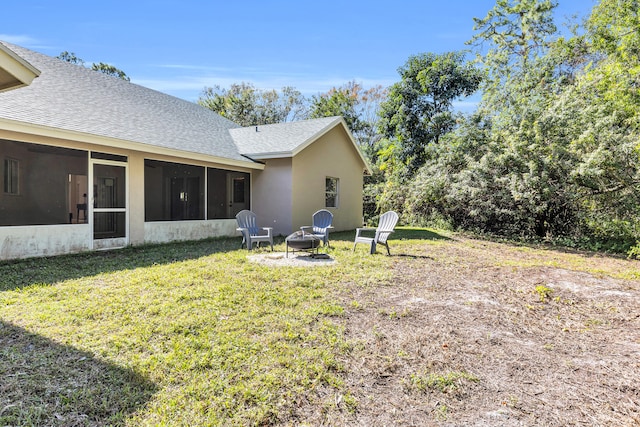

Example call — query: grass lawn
[1,228,639,426]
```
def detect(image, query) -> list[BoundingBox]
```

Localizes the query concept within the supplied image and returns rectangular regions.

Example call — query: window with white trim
[325,177,339,208]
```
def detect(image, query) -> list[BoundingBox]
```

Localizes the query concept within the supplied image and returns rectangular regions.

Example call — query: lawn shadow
[0,321,157,426]
[329,226,450,244]
[0,236,242,291]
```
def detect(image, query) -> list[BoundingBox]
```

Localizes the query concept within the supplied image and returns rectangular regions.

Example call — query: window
[3,158,19,194]
[325,177,339,208]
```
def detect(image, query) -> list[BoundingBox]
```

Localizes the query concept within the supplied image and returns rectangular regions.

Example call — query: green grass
[1,227,636,425]
[0,233,395,426]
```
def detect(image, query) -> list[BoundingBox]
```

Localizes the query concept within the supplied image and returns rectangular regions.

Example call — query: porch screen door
[92,161,128,250]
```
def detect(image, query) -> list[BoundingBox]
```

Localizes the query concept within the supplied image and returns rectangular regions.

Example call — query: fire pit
[285,230,320,258]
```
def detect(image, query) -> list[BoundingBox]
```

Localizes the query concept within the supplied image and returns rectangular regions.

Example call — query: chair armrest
[355,227,376,239]
[300,225,312,232]
[261,227,273,237]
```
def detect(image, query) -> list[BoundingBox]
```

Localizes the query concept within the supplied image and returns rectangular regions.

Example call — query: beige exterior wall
[251,158,293,236]
[291,126,365,233]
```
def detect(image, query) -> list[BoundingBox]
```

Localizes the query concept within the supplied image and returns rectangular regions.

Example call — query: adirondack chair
[300,209,334,247]
[235,210,273,251]
[353,211,399,255]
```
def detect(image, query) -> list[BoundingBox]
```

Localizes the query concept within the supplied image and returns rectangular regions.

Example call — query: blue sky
[2,0,595,109]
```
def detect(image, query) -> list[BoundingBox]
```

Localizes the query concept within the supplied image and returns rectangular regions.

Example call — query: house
[0,41,370,260]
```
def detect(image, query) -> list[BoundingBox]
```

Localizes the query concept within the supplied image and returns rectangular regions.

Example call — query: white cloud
[0,34,47,48]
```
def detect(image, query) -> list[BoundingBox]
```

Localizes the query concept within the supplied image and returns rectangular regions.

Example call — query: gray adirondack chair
[300,209,334,247]
[235,210,273,251]
[353,211,399,255]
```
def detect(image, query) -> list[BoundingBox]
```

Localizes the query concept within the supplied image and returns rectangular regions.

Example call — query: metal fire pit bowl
[285,231,321,258]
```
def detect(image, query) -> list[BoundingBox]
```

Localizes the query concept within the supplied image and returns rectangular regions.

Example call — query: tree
[308,81,386,159]
[198,83,306,126]
[377,51,482,176]
[467,0,558,114]
[57,51,84,65]
[91,62,130,81]
[585,0,640,126]
[405,0,640,248]
[57,52,130,81]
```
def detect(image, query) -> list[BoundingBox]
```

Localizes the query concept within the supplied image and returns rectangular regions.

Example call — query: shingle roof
[229,116,345,158]
[0,42,248,163]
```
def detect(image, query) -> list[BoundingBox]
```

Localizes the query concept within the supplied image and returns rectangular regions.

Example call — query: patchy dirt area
[312,237,640,426]
[247,251,336,267]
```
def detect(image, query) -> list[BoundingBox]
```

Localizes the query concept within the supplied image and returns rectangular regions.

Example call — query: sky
[1,0,596,110]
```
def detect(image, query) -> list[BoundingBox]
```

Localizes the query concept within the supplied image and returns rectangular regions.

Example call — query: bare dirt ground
[306,236,640,426]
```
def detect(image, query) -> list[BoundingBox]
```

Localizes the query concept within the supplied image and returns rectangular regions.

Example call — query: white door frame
[89,157,129,250]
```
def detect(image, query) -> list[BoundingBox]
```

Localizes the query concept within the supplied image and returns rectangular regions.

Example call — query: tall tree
[467,0,558,114]
[198,83,306,126]
[308,81,386,158]
[377,51,482,176]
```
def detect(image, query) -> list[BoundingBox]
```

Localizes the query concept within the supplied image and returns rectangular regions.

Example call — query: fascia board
[0,44,41,90]
[0,117,265,170]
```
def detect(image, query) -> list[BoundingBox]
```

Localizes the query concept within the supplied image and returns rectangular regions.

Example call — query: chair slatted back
[236,210,259,235]
[375,211,399,244]
[312,209,333,234]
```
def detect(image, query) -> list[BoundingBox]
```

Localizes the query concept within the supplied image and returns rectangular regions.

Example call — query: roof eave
[0,117,265,170]
[242,151,294,160]
[0,43,41,92]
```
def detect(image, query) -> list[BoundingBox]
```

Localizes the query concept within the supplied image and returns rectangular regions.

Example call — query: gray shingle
[0,42,248,163]
[230,116,342,158]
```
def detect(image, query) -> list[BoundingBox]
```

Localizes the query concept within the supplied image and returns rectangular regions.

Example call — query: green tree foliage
[585,0,640,126]
[57,51,84,65]
[91,62,130,81]
[377,52,482,176]
[308,81,386,159]
[467,0,558,119]
[57,52,130,81]
[197,83,306,126]
[393,0,640,253]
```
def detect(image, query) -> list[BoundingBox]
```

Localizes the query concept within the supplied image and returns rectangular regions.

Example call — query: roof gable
[0,43,40,92]
[229,116,371,173]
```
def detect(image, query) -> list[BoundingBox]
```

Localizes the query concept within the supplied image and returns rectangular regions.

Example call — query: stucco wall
[144,219,238,244]
[0,224,91,260]
[292,126,365,232]
[251,158,293,236]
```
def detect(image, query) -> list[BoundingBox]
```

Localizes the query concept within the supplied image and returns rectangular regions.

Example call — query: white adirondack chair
[353,211,399,255]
